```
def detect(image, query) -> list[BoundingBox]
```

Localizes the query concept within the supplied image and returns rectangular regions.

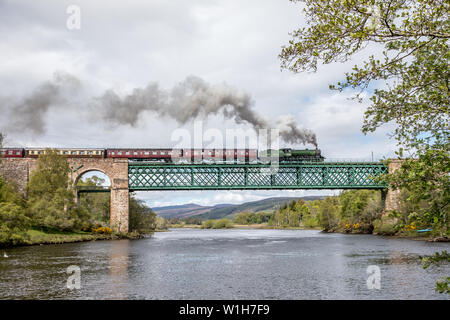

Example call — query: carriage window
[152,152,157,155]
[134,152,138,155]
[118,152,122,155]
[144,151,149,155]
[125,151,130,155]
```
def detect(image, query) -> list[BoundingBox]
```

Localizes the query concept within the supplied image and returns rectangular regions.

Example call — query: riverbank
[0,229,148,248]
[168,223,322,231]
[167,223,447,242]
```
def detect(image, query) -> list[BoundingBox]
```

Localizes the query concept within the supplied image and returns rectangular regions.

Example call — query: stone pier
[385,159,403,213]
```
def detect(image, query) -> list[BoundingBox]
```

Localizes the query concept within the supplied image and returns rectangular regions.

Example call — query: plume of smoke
[92,76,318,146]
[1,72,81,135]
[277,115,317,147]
[1,73,317,146]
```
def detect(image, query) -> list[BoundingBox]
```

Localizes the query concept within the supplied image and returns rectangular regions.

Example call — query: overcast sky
[0,0,397,207]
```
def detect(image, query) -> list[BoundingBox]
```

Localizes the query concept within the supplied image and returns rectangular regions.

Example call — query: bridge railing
[128,162,388,191]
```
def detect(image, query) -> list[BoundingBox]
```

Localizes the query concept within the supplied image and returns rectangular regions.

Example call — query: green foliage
[317,197,340,231]
[420,251,450,294]
[201,219,216,229]
[373,217,397,236]
[183,216,203,225]
[26,149,88,231]
[77,176,110,224]
[233,211,273,225]
[0,169,29,245]
[213,218,234,229]
[385,150,449,236]
[0,177,24,207]
[281,0,448,148]
[129,195,158,233]
[0,202,30,245]
[201,219,233,229]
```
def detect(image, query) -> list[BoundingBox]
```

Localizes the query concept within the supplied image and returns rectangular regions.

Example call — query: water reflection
[107,240,130,299]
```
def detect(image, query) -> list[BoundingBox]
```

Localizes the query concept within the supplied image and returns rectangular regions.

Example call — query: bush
[373,218,397,236]
[201,220,215,229]
[302,215,319,228]
[0,202,31,245]
[213,218,233,229]
[92,226,112,234]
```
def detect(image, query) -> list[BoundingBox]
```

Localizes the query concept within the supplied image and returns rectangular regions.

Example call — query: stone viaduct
[0,157,404,233]
[0,157,129,232]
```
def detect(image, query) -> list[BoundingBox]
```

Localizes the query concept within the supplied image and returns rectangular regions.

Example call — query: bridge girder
[128,162,388,191]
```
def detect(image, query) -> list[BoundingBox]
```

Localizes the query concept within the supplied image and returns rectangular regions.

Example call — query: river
[0,228,449,299]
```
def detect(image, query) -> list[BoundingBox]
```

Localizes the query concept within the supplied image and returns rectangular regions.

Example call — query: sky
[0,0,397,207]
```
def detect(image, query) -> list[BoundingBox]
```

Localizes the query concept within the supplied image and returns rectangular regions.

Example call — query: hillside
[151,203,233,219]
[151,196,325,220]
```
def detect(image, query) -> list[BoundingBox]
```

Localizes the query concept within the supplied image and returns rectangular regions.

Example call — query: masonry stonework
[0,157,129,233]
[0,158,37,193]
[385,159,403,212]
[70,158,129,232]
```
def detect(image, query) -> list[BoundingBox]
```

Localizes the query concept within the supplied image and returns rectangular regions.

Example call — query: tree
[0,177,29,245]
[128,195,157,233]
[280,0,448,150]
[26,149,89,231]
[77,176,110,224]
[280,0,449,234]
[317,197,339,230]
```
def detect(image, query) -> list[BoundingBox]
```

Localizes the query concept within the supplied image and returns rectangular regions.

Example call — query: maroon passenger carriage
[107,148,258,163]
[0,148,24,158]
[0,147,259,163]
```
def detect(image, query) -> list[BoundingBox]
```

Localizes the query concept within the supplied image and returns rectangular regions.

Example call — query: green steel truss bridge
[127,162,388,191]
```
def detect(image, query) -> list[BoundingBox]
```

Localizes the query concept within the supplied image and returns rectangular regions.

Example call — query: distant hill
[151,203,233,219]
[151,196,325,220]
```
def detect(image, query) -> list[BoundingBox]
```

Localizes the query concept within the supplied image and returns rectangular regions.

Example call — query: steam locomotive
[1,147,324,163]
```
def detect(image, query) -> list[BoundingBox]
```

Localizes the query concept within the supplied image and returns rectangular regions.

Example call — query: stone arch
[68,158,129,233]
[74,168,111,187]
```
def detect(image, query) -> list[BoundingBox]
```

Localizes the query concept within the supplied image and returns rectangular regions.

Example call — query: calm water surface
[0,228,449,299]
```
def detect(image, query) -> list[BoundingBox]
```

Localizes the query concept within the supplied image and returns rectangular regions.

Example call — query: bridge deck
[128,162,388,191]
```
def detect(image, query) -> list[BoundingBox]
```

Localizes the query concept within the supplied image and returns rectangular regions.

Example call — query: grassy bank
[0,229,146,248]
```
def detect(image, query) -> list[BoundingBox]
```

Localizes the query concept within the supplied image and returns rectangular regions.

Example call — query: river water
[0,228,449,299]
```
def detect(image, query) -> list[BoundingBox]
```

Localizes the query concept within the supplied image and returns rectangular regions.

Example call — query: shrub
[213,219,233,229]
[201,220,215,229]
[373,218,397,236]
[92,226,112,234]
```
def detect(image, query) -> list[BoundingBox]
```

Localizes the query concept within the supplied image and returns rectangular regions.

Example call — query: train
[0,147,324,163]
